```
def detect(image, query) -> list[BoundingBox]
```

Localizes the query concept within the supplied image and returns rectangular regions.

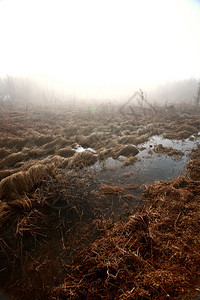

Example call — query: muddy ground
[0,102,199,299]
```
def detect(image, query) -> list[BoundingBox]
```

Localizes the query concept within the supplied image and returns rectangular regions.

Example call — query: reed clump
[0,163,49,200]
[154,144,184,156]
[187,145,200,180]
[112,144,139,158]
[68,150,97,169]
[55,147,75,158]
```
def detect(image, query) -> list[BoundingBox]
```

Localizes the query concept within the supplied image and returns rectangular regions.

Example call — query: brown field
[0,102,199,299]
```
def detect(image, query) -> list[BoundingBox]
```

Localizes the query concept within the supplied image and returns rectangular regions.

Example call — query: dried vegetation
[0,102,200,299]
[153,144,184,156]
[52,150,200,300]
[0,163,49,200]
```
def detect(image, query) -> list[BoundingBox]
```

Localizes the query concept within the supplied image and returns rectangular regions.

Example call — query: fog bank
[0,76,199,106]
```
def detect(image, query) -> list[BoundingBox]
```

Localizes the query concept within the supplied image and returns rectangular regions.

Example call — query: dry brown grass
[68,150,97,169]
[112,144,139,158]
[0,151,30,169]
[0,163,49,200]
[122,155,138,167]
[0,104,200,300]
[99,185,126,195]
[0,148,12,159]
[187,145,200,180]
[55,147,75,158]
[0,169,107,300]
[52,175,200,300]
[154,144,184,156]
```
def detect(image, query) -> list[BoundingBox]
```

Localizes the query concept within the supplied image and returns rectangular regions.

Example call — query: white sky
[0,0,200,98]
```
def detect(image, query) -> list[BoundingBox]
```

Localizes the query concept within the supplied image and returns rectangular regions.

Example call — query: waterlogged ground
[0,103,200,299]
[95,134,200,179]
[90,134,200,200]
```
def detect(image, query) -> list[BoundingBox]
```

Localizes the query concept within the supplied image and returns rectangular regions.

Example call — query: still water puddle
[90,135,200,194]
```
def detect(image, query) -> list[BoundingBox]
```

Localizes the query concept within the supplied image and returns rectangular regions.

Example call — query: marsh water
[89,134,200,205]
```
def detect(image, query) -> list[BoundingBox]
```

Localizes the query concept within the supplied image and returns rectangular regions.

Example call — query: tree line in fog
[149,78,200,104]
[0,75,199,105]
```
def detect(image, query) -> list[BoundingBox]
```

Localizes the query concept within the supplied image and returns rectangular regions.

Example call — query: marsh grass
[0,103,199,299]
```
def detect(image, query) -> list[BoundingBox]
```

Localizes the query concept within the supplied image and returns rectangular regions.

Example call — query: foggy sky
[0,0,200,99]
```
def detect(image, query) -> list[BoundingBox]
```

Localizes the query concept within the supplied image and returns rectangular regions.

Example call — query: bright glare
[0,0,200,97]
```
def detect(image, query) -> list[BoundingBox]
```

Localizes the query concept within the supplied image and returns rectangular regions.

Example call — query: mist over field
[1,2,200,299]
[0,0,200,105]
[0,75,199,106]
